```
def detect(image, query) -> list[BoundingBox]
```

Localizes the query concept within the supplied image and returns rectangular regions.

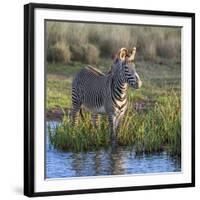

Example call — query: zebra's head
[113,47,142,89]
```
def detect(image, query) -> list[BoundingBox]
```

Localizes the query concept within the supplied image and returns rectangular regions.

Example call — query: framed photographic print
[24,3,195,197]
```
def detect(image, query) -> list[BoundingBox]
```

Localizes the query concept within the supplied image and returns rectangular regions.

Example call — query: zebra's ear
[128,47,136,62]
[118,48,128,61]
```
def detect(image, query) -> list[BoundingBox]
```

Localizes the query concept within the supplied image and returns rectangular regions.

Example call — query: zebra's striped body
[71,47,142,142]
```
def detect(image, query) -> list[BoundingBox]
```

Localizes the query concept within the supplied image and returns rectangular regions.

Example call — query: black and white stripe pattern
[70,52,142,142]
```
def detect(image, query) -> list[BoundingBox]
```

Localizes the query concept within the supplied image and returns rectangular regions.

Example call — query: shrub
[99,38,117,57]
[156,37,181,59]
[65,24,89,46]
[84,44,100,64]
[135,27,181,61]
[136,29,158,61]
[141,42,157,61]
[98,26,133,57]
[46,22,63,47]
[47,43,71,64]
[70,44,99,64]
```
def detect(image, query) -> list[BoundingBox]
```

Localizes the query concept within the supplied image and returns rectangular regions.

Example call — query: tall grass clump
[47,42,71,63]
[95,26,134,57]
[70,44,99,64]
[48,114,110,152]
[48,91,181,156]
[156,36,181,60]
[118,90,181,156]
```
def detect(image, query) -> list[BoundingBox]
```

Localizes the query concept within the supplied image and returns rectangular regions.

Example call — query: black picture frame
[24,3,195,197]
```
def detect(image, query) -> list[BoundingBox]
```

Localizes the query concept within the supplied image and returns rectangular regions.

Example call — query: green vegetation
[46,22,181,64]
[46,22,181,156]
[48,90,181,156]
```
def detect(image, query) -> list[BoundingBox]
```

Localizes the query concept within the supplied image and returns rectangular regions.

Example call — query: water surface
[46,121,181,179]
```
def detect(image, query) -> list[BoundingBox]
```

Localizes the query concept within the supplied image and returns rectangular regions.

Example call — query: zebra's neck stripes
[111,72,128,111]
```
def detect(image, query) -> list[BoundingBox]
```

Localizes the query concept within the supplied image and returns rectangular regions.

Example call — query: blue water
[46,122,181,179]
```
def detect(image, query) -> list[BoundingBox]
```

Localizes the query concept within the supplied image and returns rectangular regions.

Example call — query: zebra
[70,47,142,142]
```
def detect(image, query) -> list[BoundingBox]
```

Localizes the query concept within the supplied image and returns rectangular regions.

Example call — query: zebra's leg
[71,88,82,126]
[108,114,117,144]
[71,104,81,126]
[92,113,99,128]
[115,111,125,131]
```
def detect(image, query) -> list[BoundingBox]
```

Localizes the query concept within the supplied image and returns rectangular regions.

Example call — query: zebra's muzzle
[137,79,142,88]
[134,73,142,89]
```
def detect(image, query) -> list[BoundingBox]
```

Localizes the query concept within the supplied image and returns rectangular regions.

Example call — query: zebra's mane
[85,66,105,76]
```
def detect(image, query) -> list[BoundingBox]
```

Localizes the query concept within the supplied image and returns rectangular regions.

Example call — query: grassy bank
[48,91,181,156]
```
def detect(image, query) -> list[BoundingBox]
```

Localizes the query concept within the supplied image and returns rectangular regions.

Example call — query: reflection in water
[46,122,181,179]
[68,147,126,177]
